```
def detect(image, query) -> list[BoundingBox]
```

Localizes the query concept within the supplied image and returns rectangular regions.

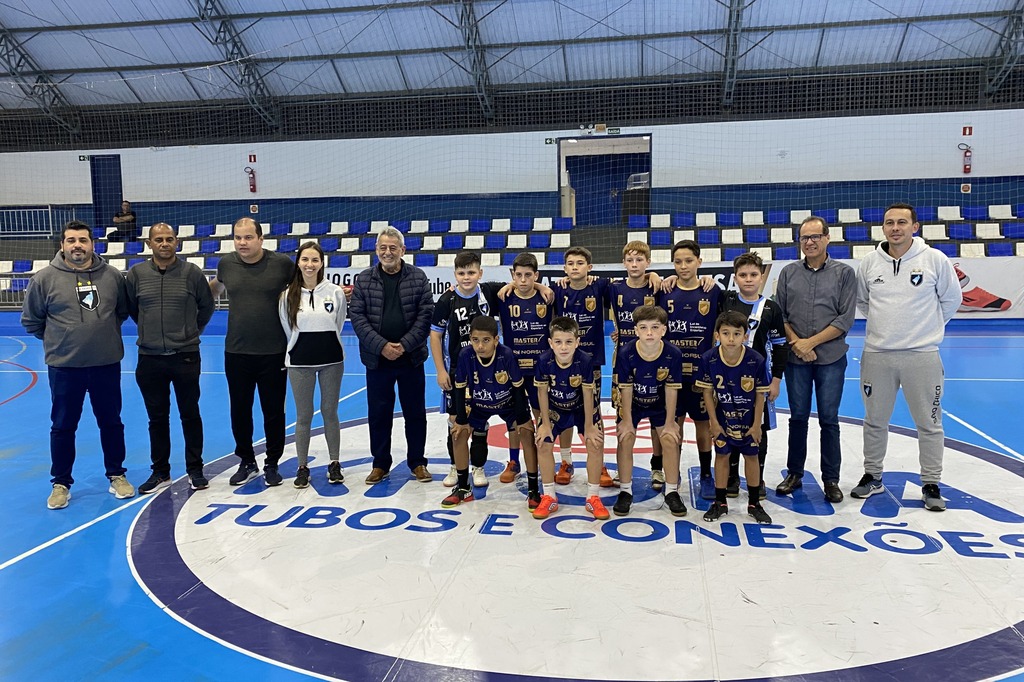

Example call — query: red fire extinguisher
[959,144,972,174]
[244,166,257,193]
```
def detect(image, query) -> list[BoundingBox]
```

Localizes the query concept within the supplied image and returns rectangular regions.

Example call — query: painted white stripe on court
[945,410,1024,461]
[1,337,28,363]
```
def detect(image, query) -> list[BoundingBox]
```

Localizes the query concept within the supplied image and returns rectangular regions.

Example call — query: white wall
[1,109,1021,205]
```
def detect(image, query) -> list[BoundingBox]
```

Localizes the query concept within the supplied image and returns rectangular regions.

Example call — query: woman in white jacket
[279,242,347,488]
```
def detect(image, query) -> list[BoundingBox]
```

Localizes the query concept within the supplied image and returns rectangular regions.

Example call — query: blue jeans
[784,355,847,483]
[48,363,127,487]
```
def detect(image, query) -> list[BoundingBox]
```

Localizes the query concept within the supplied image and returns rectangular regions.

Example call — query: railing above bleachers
[0,205,79,238]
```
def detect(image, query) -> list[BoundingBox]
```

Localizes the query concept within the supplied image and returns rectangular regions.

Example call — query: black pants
[225,352,287,466]
[366,359,428,472]
[135,352,204,476]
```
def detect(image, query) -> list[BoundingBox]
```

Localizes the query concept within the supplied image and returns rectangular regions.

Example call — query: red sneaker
[532,495,559,519]
[441,488,474,509]
[527,490,542,510]
[499,460,521,483]
[599,466,615,487]
[554,461,574,485]
[955,263,1012,312]
[585,495,610,520]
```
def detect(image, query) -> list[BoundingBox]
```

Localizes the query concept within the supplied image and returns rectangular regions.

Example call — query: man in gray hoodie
[21,220,135,509]
[851,203,962,511]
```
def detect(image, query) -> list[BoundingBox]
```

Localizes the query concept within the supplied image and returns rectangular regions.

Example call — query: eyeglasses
[377,244,402,253]
[799,234,825,243]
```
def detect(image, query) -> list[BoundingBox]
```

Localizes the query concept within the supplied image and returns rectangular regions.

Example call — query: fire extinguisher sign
[248,154,257,163]
[962,126,973,136]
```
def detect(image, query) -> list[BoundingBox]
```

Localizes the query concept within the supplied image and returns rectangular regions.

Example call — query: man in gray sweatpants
[851,203,961,511]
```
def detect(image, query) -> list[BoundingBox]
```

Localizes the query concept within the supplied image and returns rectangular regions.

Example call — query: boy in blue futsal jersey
[534,317,606,520]
[658,240,721,501]
[498,253,553,484]
[697,310,773,524]
[613,305,683,517]
[442,316,536,509]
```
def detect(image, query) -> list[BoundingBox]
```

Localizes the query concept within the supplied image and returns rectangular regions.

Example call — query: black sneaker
[703,501,728,522]
[328,461,345,484]
[294,466,310,489]
[664,491,688,517]
[228,462,258,486]
[264,464,283,487]
[138,473,171,495]
[612,491,633,516]
[748,504,772,524]
[726,476,740,498]
[188,472,209,490]
[526,490,542,511]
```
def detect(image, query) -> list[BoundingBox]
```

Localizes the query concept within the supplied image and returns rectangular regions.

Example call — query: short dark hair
[672,240,700,260]
[885,202,918,224]
[61,220,93,242]
[511,252,538,271]
[716,310,749,332]
[633,304,667,326]
[233,216,262,237]
[550,316,579,336]
[470,315,498,337]
[799,216,829,236]
[732,251,764,273]
[564,246,592,264]
[454,251,481,269]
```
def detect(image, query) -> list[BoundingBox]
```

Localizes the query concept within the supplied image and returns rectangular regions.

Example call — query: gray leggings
[288,362,344,466]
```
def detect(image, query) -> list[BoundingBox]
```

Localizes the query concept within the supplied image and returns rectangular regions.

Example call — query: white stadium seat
[507,234,527,249]
[214,224,233,237]
[482,253,500,267]
[550,233,571,248]
[742,211,764,226]
[975,223,1003,239]
[351,254,371,269]
[790,210,811,224]
[650,214,671,228]
[922,224,947,240]
[937,206,963,221]
[838,209,861,223]
[852,245,874,259]
[330,222,349,234]
[533,217,552,231]
[410,221,429,234]
[491,219,511,232]
[695,212,716,227]
[450,220,469,233]
[673,229,695,242]
[721,229,743,244]
[989,205,1015,220]
[627,231,648,243]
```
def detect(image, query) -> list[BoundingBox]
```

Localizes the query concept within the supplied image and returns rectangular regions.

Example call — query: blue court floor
[1,319,1023,681]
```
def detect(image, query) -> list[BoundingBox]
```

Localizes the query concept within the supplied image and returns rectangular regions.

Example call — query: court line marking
[944,410,1024,461]
[1,337,28,363]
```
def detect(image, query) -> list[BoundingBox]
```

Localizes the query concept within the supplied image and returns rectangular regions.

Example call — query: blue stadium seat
[723,247,747,262]
[649,230,672,247]
[529,233,551,249]
[308,222,329,236]
[553,217,573,231]
[814,209,838,225]
[428,220,449,233]
[962,206,987,221]
[502,252,518,266]
[128,257,146,269]
[485,234,505,250]
[773,246,799,260]
[204,256,220,270]
[329,255,350,268]
[12,259,31,273]
[10,278,30,292]
[947,223,974,240]
[765,210,789,225]
[414,254,438,267]
[916,206,938,222]
[844,225,871,242]
[443,234,463,250]
[827,244,852,259]
[195,225,216,238]
[932,243,958,257]
[1002,222,1024,239]
[718,213,741,227]
[404,236,423,251]
[319,237,339,253]
[672,212,696,227]
[470,219,491,233]
[392,220,410,233]
[199,240,219,254]
[125,241,144,255]
[697,229,720,245]
[279,237,299,253]
[360,237,377,251]
[987,242,1014,257]
[628,215,648,228]
[861,207,885,223]
[511,218,532,232]
[746,228,769,244]
[547,252,565,265]
[348,221,370,235]
[268,223,289,237]
[93,242,107,254]
[1015,205,1024,221]
[92,228,106,239]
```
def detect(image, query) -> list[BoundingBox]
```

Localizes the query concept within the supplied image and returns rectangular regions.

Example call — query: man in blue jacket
[349,227,434,484]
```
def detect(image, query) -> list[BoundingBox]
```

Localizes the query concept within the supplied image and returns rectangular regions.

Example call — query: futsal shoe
[189,472,209,490]
[922,484,947,511]
[499,460,520,483]
[441,488,474,509]
[599,466,615,487]
[748,504,772,524]
[699,475,716,501]
[263,465,283,487]
[726,476,740,498]
[532,495,559,519]
[585,495,610,520]
[703,501,728,522]
[442,465,458,487]
[328,461,345,484]
[229,462,259,486]
[664,491,688,517]
[47,484,70,510]
[527,490,542,510]
[954,263,1012,312]
[612,491,633,516]
[108,475,136,499]
[294,466,310,489]
[554,461,574,484]
[472,466,489,487]
[651,469,665,491]
[850,473,885,498]
[138,473,171,495]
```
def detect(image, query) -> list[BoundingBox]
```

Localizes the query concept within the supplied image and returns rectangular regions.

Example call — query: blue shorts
[467,406,529,434]
[524,379,540,412]
[676,385,708,422]
[713,434,758,457]
[546,407,602,441]
[620,406,669,430]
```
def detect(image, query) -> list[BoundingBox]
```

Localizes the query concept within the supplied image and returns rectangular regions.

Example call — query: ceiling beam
[438,0,497,121]
[985,0,1024,96]
[720,0,749,109]
[0,22,79,134]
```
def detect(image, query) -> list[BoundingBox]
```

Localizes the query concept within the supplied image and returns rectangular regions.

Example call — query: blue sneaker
[699,475,716,500]
[850,473,885,498]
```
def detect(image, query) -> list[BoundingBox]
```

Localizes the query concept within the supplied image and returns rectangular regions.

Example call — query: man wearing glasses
[774,215,856,503]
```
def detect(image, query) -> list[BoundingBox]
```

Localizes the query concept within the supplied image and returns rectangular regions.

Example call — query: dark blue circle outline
[129,410,1024,682]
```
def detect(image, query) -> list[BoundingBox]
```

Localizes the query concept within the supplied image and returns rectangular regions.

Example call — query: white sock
[587,483,602,498]
[560,447,572,463]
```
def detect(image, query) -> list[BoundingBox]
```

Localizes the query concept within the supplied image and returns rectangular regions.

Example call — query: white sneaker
[651,469,666,490]
[442,465,458,488]
[472,466,489,488]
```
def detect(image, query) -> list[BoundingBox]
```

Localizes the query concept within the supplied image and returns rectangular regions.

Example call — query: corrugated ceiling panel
[648,0,726,33]
[565,42,640,82]
[178,69,244,100]
[898,19,1004,62]
[487,46,566,85]
[0,1,132,28]
[397,53,474,91]
[218,0,374,12]
[331,56,406,92]
[59,73,145,106]
[262,62,342,97]
[0,88,32,109]
[819,25,904,66]
[747,0,827,28]
[737,29,821,71]
[381,5,474,50]
[484,1,561,43]
[642,37,722,76]
[14,32,107,71]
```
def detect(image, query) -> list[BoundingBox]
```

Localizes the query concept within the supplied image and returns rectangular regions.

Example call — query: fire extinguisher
[244,166,257,193]
[958,143,972,174]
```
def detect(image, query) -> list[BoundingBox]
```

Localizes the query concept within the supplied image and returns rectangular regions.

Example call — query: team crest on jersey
[644,296,655,306]
[699,299,710,316]
[910,269,923,287]
[324,299,334,313]
[569,374,582,387]
[656,367,669,381]
[585,296,596,312]
[495,371,509,385]
[535,304,547,318]
[76,282,99,311]
[741,376,755,392]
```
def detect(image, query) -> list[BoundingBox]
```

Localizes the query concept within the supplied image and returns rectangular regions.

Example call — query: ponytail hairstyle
[286,241,326,329]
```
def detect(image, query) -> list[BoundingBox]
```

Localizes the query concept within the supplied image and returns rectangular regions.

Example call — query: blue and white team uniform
[695,346,770,456]
[499,290,552,409]
[720,291,788,430]
[553,278,610,401]
[615,340,684,429]
[608,279,658,407]
[453,344,531,433]
[533,349,599,439]
[659,284,721,421]
[431,283,501,413]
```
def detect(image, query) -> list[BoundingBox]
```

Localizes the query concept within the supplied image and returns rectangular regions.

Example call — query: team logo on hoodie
[324,299,334,313]
[76,281,99,311]
[910,269,923,287]
[863,382,872,397]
